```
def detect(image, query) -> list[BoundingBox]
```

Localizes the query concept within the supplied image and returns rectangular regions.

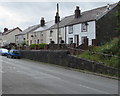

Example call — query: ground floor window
[37,39,39,44]
[34,40,36,44]
[30,40,32,45]
[81,36,87,44]
[41,39,43,43]
[68,38,73,44]
[27,41,29,45]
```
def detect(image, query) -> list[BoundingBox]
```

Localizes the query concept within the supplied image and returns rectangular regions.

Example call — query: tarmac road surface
[1,56,118,94]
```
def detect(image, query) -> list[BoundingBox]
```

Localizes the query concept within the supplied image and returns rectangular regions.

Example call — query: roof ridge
[81,3,117,14]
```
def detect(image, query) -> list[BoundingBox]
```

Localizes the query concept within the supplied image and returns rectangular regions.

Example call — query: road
[1,56,118,94]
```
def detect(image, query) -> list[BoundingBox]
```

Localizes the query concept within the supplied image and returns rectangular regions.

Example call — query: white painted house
[66,3,117,46]
[15,2,118,47]
[50,15,74,44]
[15,24,40,46]
[32,18,55,44]
[66,20,96,46]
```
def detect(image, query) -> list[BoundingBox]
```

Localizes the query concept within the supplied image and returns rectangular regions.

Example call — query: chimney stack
[4,28,8,32]
[75,6,81,18]
[40,17,45,27]
[107,4,110,10]
[55,12,60,23]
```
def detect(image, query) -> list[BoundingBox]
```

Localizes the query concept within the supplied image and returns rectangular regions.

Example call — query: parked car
[0,48,8,56]
[7,49,21,59]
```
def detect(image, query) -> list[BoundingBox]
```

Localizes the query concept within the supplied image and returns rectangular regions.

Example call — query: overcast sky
[0,0,119,32]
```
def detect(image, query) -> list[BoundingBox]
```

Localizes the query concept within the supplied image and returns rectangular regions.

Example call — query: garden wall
[20,50,119,77]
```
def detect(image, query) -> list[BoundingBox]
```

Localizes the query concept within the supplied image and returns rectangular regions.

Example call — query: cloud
[0,4,31,31]
[0,2,57,31]
[0,1,118,32]
[0,0,119,2]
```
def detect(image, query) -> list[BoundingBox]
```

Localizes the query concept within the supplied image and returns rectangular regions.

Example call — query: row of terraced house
[0,2,119,48]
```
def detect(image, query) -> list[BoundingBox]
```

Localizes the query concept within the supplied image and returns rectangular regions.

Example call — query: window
[41,39,43,43]
[37,39,39,44]
[68,26,73,34]
[81,22,88,32]
[34,32,36,37]
[16,36,18,39]
[50,30,53,37]
[68,38,73,44]
[30,40,32,44]
[27,41,29,45]
[27,33,29,39]
[50,39,52,42]
[81,36,87,44]
[41,32,43,36]
[34,40,36,44]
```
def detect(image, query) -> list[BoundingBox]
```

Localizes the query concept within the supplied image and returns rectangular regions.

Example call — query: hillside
[77,37,120,69]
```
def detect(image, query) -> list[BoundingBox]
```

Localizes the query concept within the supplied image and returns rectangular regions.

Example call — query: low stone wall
[20,50,119,77]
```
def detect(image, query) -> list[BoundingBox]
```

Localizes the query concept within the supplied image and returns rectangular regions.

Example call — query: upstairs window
[68,25,73,34]
[41,32,43,36]
[50,30,53,37]
[34,32,37,37]
[81,22,88,32]
[27,33,29,39]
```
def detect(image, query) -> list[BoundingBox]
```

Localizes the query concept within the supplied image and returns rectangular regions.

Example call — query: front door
[74,35,79,46]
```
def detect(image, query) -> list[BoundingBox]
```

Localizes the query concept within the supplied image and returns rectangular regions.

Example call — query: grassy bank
[77,38,120,69]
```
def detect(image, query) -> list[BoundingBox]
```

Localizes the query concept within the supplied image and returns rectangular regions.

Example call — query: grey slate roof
[16,24,40,36]
[2,27,22,35]
[33,20,55,32]
[50,15,74,29]
[51,3,117,29]
[67,3,117,26]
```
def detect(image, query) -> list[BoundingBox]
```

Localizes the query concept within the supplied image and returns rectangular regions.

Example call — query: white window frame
[68,25,73,34]
[81,22,88,32]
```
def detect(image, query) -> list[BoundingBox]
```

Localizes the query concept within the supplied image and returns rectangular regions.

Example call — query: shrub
[38,43,46,49]
[30,44,36,49]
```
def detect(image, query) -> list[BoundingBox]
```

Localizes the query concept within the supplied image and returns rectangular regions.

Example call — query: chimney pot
[4,28,8,32]
[40,17,45,27]
[75,6,81,18]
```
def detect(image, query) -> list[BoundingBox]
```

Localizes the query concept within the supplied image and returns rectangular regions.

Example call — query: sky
[0,0,119,32]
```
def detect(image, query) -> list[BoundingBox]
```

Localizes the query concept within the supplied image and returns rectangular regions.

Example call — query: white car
[0,48,8,56]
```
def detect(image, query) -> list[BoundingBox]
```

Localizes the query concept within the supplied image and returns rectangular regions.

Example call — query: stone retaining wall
[20,50,119,77]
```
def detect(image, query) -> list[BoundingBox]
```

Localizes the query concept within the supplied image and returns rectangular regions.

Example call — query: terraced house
[15,2,119,47]
[15,24,40,46]
[66,3,119,46]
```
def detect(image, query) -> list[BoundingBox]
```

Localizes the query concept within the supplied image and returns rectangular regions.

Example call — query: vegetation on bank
[77,38,120,69]
[30,43,46,49]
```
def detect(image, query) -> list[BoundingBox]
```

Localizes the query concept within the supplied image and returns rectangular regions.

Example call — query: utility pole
[57,3,60,44]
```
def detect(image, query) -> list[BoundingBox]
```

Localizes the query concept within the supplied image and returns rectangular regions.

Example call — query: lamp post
[57,3,60,44]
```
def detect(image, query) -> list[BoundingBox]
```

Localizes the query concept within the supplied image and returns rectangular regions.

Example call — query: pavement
[1,56,119,94]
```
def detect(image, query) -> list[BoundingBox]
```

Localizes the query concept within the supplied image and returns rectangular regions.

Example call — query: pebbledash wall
[21,50,119,77]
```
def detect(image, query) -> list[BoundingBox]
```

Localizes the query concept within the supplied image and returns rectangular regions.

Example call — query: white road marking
[79,84,111,94]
